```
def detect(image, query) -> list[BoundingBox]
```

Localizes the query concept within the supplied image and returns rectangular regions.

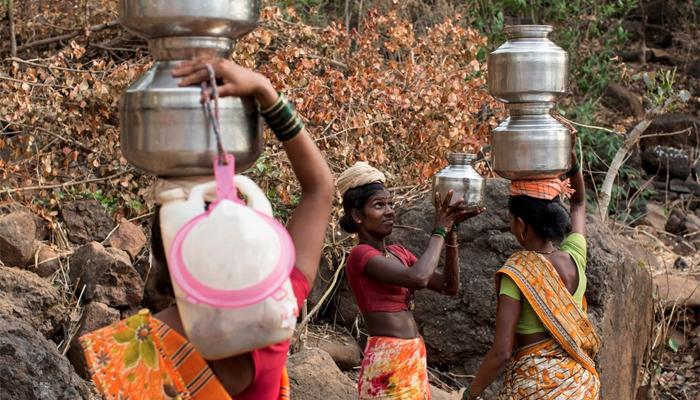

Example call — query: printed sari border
[496,252,599,377]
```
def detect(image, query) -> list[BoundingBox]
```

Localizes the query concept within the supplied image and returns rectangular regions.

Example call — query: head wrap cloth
[510,178,575,200]
[337,161,386,195]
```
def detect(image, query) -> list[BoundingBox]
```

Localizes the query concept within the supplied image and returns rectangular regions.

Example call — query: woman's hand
[452,206,486,225]
[434,191,464,232]
[171,57,279,108]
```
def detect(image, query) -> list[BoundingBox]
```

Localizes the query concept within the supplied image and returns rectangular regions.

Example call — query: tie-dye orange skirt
[498,339,600,400]
[358,336,431,400]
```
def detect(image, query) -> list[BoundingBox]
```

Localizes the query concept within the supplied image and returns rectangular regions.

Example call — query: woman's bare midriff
[363,310,420,339]
[516,331,551,348]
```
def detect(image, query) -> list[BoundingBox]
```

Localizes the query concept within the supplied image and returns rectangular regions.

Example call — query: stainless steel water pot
[432,153,485,212]
[487,25,569,103]
[119,0,260,46]
[120,62,262,176]
[118,0,264,176]
[490,103,572,180]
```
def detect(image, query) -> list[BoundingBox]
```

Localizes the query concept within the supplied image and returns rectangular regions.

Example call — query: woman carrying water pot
[80,58,334,400]
[465,145,601,399]
[337,162,484,399]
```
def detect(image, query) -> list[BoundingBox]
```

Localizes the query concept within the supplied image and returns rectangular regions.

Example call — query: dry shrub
[0,4,500,224]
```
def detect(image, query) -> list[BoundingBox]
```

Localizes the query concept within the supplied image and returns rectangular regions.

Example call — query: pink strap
[214,154,240,203]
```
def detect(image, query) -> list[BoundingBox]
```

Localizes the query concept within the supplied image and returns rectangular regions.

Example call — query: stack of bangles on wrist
[431,227,447,240]
[260,93,305,142]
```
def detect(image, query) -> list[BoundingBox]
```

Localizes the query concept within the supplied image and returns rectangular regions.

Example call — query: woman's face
[355,189,395,237]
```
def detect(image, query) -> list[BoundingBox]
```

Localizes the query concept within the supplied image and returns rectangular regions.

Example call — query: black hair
[339,182,386,234]
[148,205,175,299]
[508,195,570,242]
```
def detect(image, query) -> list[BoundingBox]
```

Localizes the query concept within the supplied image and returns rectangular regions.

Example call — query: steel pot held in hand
[119,62,263,176]
[490,103,572,180]
[488,25,569,103]
[432,153,485,212]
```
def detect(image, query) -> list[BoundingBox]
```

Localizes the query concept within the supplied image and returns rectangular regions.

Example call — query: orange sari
[496,251,601,399]
[80,309,290,400]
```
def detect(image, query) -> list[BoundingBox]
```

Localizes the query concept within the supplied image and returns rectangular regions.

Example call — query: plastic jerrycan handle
[187,155,273,217]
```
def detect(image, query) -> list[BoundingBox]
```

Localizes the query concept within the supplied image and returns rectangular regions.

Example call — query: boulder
[77,302,121,337]
[67,301,121,378]
[0,266,67,341]
[654,273,700,308]
[0,313,94,399]
[306,325,362,371]
[388,179,653,399]
[637,202,667,232]
[642,146,690,180]
[0,211,36,267]
[666,209,687,235]
[640,113,700,151]
[686,214,700,234]
[603,83,644,118]
[688,58,700,80]
[69,242,144,308]
[61,200,115,245]
[105,220,147,258]
[27,242,62,278]
[431,385,459,400]
[287,348,356,399]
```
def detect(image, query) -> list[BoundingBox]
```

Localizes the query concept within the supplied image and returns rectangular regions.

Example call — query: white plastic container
[158,155,298,360]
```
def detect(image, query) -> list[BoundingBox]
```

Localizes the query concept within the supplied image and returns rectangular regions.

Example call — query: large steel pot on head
[118,0,263,176]
[487,25,569,103]
[490,103,572,180]
[120,62,262,176]
[432,153,485,212]
[118,0,260,41]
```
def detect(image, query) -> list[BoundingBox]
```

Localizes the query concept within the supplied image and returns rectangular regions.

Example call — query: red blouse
[237,268,309,400]
[346,244,418,313]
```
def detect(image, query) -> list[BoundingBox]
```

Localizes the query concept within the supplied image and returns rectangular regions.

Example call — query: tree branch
[7,0,17,58]
[597,94,680,221]
[3,20,119,54]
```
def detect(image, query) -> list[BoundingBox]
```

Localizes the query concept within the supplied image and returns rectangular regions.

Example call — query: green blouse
[499,233,587,334]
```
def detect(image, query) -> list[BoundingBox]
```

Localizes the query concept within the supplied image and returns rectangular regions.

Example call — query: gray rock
[105,220,147,259]
[287,348,356,399]
[306,325,362,371]
[0,313,93,400]
[0,266,67,341]
[25,242,62,278]
[78,302,121,337]
[640,113,700,151]
[67,302,121,378]
[69,242,144,308]
[641,145,690,180]
[61,200,115,245]
[637,202,667,232]
[0,211,36,267]
[603,83,644,118]
[669,178,692,194]
[665,209,686,235]
[687,58,700,80]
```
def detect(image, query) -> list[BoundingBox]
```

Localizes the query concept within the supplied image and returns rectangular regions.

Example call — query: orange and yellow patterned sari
[496,251,601,400]
[80,309,290,400]
[358,336,431,399]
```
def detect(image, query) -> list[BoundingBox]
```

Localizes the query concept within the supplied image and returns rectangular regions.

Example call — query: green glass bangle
[432,226,447,240]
